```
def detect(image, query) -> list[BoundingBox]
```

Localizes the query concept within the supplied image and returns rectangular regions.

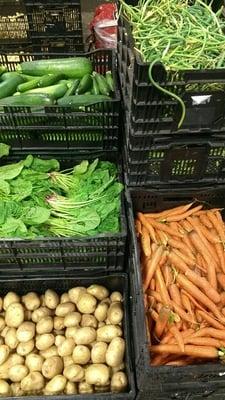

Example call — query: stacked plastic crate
[118,0,225,399]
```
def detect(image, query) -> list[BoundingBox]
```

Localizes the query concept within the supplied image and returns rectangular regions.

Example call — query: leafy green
[0,143,10,158]
[0,161,24,180]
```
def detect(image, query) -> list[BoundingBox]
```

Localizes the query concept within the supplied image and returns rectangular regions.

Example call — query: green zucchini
[0,75,24,99]
[58,94,110,108]
[21,74,42,81]
[94,73,110,96]
[18,57,93,79]
[64,79,80,96]
[1,72,24,81]
[106,71,114,92]
[0,65,6,76]
[92,75,100,95]
[37,73,64,88]
[76,74,93,94]
[26,83,68,100]
[0,93,53,107]
[18,78,41,93]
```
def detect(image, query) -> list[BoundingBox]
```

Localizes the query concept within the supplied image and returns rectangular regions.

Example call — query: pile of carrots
[135,202,225,366]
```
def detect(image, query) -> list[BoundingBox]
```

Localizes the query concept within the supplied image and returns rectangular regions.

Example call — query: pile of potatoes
[0,284,128,396]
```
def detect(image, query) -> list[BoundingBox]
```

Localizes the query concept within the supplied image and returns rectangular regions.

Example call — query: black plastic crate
[0,272,135,399]
[117,13,225,136]
[0,150,126,274]
[0,49,120,151]
[0,0,30,48]
[124,128,225,186]
[126,186,225,400]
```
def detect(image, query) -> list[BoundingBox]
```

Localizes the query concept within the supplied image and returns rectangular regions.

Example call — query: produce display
[0,146,123,238]
[0,284,127,396]
[136,203,225,366]
[0,57,115,108]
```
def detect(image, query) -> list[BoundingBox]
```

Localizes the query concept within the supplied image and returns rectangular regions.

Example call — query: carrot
[181,292,195,320]
[137,213,157,242]
[167,238,195,260]
[141,226,151,257]
[170,301,197,325]
[172,248,196,269]
[182,233,196,256]
[221,292,225,306]
[145,203,194,220]
[169,284,182,307]
[165,359,194,366]
[150,344,218,359]
[150,309,159,322]
[149,290,162,304]
[155,267,171,306]
[217,273,225,291]
[182,337,225,348]
[197,222,219,244]
[161,331,174,344]
[169,222,181,235]
[181,290,206,313]
[163,265,173,286]
[156,229,168,246]
[180,220,193,232]
[169,324,185,352]
[207,210,225,245]
[168,251,189,274]
[192,327,225,340]
[154,306,171,339]
[215,242,225,274]
[150,278,156,291]
[164,205,203,223]
[143,246,164,291]
[135,219,142,237]
[145,217,183,238]
[159,251,168,267]
[199,214,213,229]
[197,310,225,330]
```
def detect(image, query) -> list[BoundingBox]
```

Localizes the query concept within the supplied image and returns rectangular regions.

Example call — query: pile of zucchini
[0,57,115,108]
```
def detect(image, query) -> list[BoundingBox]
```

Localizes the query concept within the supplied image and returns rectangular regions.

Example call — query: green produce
[0,66,6,76]
[21,74,42,81]
[58,94,110,108]
[1,72,23,81]
[26,83,67,100]
[37,73,64,88]
[94,73,110,96]
[18,79,41,93]
[0,94,53,107]
[0,150,123,238]
[106,71,114,93]
[76,74,93,95]
[0,76,24,100]
[92,75,100,95]
[18,58,93,79]
[64,79,80,96]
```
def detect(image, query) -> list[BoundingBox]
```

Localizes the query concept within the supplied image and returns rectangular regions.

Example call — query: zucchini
[76,74,93,94]
[26,83,68,100]
[92,75,100,95]
[18,78,41,93]
[21,74,42,81]
[94,73,110,96]
[64,79,80,96]
[106,71,114,92]
[37,73,64,88]
[58,94,110,108]
[0,65,6,76]
[0,75,24,99]
[0,93,53,107]
[1,72,24,81]
[18,57,93,79]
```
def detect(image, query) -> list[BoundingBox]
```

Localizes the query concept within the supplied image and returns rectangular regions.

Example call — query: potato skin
[91,342,108,364]
[107,302,123,325]
[25,353,44,372]
[81,314,97,328]
[97,325,122,342]
[55,303,75,317]
[45,375,66,394]
[94,303,108,322]
[111,371,128,392]
[5,303,24,328]
[78,382,93,394]
[44,290,59,310]
[110,292,123,303]
[68,287,86,304]
[3,292,20,310]
[63,364,84,382]
[36,334,55,351]
[77,293,97,314]
[5,328,19,349]
[54,317,64,331]
[40,345,58,359]
[0,345,10,365]
[16,322,35,342]
[74,327,96,345]
[42,356,63,379]
[72,345,90,365]
[0,317,5,332]
[106,337,125,367]
[85,364,110,386]
[36,317,53,334]
[65,381,77,395]
[60,293,70,304]
[17,339,34,356]
[32,307,51,323]
[64,312,81,328]
[11,382,24,396]
[22,292,40,311]
[8,364,29,382]
[57,337,75,357]
[21,372,45,392]
[0,379,11,396]
[87,285,109,300]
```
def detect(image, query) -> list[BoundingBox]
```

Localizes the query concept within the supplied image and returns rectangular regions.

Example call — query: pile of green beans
[120,0,225,128]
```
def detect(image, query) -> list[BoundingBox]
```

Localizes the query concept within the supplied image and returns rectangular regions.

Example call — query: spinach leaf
[23,206,50,225]
[73,160,89,175]
[0,217,27,238]
[0,180,10,195]
[31,157,60,172]
[0,161,24,180]
[0,143,10,159]
[10,180,33,201]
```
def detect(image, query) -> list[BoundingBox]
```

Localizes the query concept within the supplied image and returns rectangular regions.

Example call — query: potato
[40,295,46,307]
[3,292,20,310]
[81,314,97,328]
[42,356,63,379]
[72,345,90,364]
[16,322,35,342]
[63,364,84,382]
[85,364,110,386]
[60,293,70,304]
[8,364,29,382]
[40,345,58,359]
[5,303,24,328]
[36,334,55,351]
[11,382,24,396]
[68,287,86,304]
[74,327,96,345]
[111,371,128,392]
[65,381,77,395]
[36,317,53,334]
[25,353,44,372]
[94,303,108,322]
[98,322,105,328]
[0,339,3,346]
[94,385,110,393]
[0,354,24,379]
[55,302,75,317]
[2,328,14,350]
[63,356,74,368]
[65,327,79,339]
[101,298,111,306]
[0,318,5,332]
[32,307,51,323]
[17,339,34,356]
[97,325,122,342]
[21,372,45,392]
[58,337,75,357]
[87,285,109,300]
[54,316,64,331]
[78,382,93,394]
[110,292,123,303]
[0,379,11,396]
[91,342,108,364]
[55,335,65,347]
[22,292,40,311]
[44,289,59,310]
[0,345,9,366]
[107,302,123,325]
[1,327,9,338]
[106,337,125,367]
[45,375,66,394]
[64,312,81,328]
[77,293,97,314]
[0,299,2,313]
[112,362,125,374]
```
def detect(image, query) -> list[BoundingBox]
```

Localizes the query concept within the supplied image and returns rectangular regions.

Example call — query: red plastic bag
[89,3,117,49]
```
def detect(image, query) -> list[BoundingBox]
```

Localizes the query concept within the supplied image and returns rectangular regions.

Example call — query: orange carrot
[169,284,182,308]
[137,213,157,242]
[156,229,168,246]
[155,267,171,306]
[150,278,156,291]
[217,273,225,290]
[165,205,203,223]
[221,292,225,306]
[199,214,213,229]
[169,324,185,352]
[197,310,225,330]
[150,344,218,359]
[197,222,219,244]
[181,290,206,313]
[182,337,224,348]
[215,242,225,274]
[181,292,195,320]
[163,265,173,286]
[145,217,183,238]
[207,210,225,245]
[154,306,171,339]
[149,290,162,304]
[159,251,168,267]
[143,246,164,291]
[167,238,195,260]
[180,220,193,232]
[141,226,151,257]
[135,219,142,237]
[145,203,194,220]
[172,248,196,269]
[192,327,225,340]
[182,233,196,255]
[170,301,197,325]
[150,309,159,322]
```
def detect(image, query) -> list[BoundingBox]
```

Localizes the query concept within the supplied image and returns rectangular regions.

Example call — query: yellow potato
[91,342,108,364]
[68,287,86,304]
[8,364,29,382]
[1,326,9,338]
[107,302,123,325]
[81,314,97,328]
[74,327,96,345]
[85,364,110,386]
[55,335,65,347]
[112,362,125,374]
[45,375,66,394]
[94,385,110,393]
[42,356,63,379]
[77,293,97,314]
[5,303,24,328]
[65,381,77,395]
[21,372,45,392]
[25,353,44,372]
[0,299,2,313]
[22,292,40,311]
[0,354,24,379]
[40,345,58,359]
[17,339,34,356]
[16,322,35,342]
[64,312,81,328]
[11,382,24,396]
[110,292,123,303]
[63,355,74,368]
[44,289,59,310]
[57,337,75,357]
[97,325,122,342]
[0,317,5,332]
[3,292,20,310]
[94,303,108,322]
[36,334,55,351]
[63,364,84,382]
[0,379,11,396]
[40,295,46,307]
[87,285,109,300]
[78,382,93,394]
[60,293,70,304]
[72,345,90,364]
[0,339,3,346]
[98,322,106,328]
[65,326,79,339]
[54,316,64,331]
[111,371,128,392]
[55,302,75,317]
[0,345,9,365]
[106,337,125,367]
[32,307,51,323]
[36,317,53,334]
